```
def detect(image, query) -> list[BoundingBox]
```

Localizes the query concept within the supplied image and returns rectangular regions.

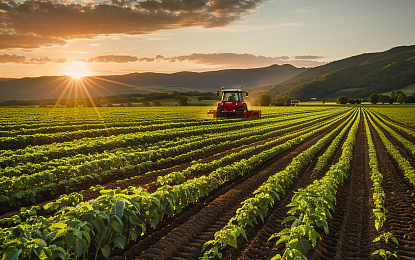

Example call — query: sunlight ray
[45,77,72,99]
[53,79,73,108]
[74,80,79,107]
[65,79,75,107]
[83,77,119,96]
[22,77,67,95]
[91,76,153,92]
[79,79,103,120]
[82,78,106,98]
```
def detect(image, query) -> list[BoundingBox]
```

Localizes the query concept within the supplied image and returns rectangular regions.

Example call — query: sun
[64,62,90,79]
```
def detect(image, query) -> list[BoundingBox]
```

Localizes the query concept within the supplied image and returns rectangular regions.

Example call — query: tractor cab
[221,91,245,102]
[208,87,261,118]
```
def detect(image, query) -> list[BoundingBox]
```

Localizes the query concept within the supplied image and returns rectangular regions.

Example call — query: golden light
[64,62,90,79]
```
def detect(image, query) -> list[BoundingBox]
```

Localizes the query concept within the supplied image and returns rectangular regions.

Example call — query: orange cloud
[149,53,291,66]
[0,54,67,64]
[0,53,327,67]
[0,0,265,50]
[0,34,66,50]
[0,54,26,63]
[292,55,325,60]
[84,55,139,63]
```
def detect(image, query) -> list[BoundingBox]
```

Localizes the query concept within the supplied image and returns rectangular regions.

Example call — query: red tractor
[208,87,261,118]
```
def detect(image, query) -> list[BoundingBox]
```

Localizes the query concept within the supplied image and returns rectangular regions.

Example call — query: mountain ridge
[0,64,307,101]
[278,45,415,100]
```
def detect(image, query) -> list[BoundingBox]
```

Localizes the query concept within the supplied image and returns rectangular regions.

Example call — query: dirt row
[106,110,415,260]
[368,114,415,259]
[0,116,330,218]
[101,113,352,260]
[232,111,415,260]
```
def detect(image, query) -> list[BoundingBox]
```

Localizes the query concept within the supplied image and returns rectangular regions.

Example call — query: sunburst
[64,62,90,79]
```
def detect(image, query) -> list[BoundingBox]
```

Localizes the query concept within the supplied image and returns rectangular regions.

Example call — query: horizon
[1,0,414,78]
[0,63,305,80]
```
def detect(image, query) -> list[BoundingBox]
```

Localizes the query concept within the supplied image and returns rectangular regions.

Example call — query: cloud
[0,54,26,63]
[84,55,139,63]
[0,0,265,50]
[0,54,67,64]
[143,53,291,66]
[292,55,325,60]
[138,53,327,68]
[28,57,68,64]
[0,34,67,50]
[0,52,327,67]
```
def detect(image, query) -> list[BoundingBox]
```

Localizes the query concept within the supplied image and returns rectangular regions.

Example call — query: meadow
[0,105,414,260]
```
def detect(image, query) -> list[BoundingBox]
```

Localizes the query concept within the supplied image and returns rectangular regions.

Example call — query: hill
[277,45,415,100]
[0,64,307,102]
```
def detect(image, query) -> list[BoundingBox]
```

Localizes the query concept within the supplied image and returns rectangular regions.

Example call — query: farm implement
[208,87,261,118]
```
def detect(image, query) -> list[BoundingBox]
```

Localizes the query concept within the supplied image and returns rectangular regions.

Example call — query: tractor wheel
[238,103,248,111]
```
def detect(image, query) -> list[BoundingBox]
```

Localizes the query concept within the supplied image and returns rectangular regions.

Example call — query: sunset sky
[1,0,414,78]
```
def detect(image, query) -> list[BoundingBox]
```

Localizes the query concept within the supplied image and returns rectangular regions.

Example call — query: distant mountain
[0,64,307,102]
[274,45,415,100]
[266,52,378,95]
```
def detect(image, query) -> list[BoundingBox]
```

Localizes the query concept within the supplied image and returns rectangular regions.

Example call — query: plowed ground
[103,114,415,260]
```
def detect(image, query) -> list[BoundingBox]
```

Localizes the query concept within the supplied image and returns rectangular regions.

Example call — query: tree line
[336,91,415,104]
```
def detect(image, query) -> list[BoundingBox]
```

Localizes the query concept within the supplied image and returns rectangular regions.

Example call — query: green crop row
[200,109,357,260]
[0,109,339,168]
[368,107,415,128]
[363,111,386,230]
[367,112,415,186]
[157,110,353,186]
[268,109,360,260]
[0,119,222,149]
[0,110,341,199]
[368,111,415,157]
[363,110,399,259]
[0,109,351,260]
[368,109,415,138]
[1,109,338,178]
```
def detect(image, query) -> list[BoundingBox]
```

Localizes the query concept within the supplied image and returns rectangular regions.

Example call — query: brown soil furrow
[235,116,352,260]
[0,121,310,219]
[79,118,322,201]
[307,114,376,260]
[105,116,347,260]
[369,115,415,259]
[368,113,415,169]
[370,111,415,145]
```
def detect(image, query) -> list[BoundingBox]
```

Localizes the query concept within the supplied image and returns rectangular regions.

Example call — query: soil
[100,116,349,260]
[3,109,415,260]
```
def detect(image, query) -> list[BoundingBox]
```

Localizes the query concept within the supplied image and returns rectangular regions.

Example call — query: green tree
[151,100,161,106]
[107,103,113,107]
[380,95,390,104]
[275,96,286,106]
[337,96,348,104]
[369,94,380,104]
[127,102,133,107]
[258,94,271,106]
[142,101,150,107]
[397,93,407,104]
[176,96,188,106]
[284,97,292,106]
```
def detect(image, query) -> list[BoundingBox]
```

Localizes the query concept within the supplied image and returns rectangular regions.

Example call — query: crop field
[1,105,415,260]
